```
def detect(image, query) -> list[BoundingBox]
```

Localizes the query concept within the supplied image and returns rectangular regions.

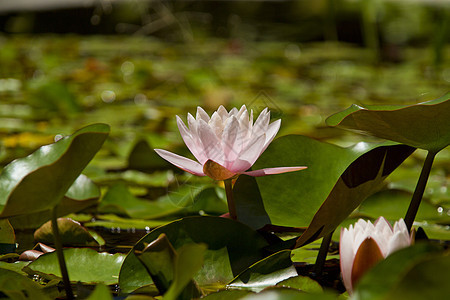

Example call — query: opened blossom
[155,105,306,180]
[340,217,413,293]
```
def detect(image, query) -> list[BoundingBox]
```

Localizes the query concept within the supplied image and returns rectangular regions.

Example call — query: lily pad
[326,93,450,152]
[357,189,441,222]
[233,135,414,247]
[0,219,14,245]
[163,242,206,299]
[24,248,125,285]
[87,283,113,300]
[276,275,323,293]
[228,250,297,292]
[119,216,271,294]
[34,218,99,246]
[99,183,226,219]
[0,268,51,300]
[9,174,101,229]
[0,123,109,218]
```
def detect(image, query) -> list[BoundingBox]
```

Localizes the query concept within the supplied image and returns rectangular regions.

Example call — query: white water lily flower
[155,105,306,180]
[340,217,413,293]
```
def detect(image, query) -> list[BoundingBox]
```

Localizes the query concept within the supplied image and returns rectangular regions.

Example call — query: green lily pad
[34,218,99,246]
[83,214,168,230]
[23,248,125,285]
[0,219,14,244]
[87,283,113,300]
[326,93,450,152]
[0,261,30,275]
[276,275,323,293]
[0,268,51,300]
[163,242,206,299]
[99,183,226,220]
[128,139,173,172]
[119,216,271,294]
[240,288,337,300]
[202,290,253,300]
[0,123,109,218]
[228,250,297,292]
[233,135,414,247]
[353,243,447,300]
[9,174,101,229]
[291,239,339,265]
[357,189,441,222]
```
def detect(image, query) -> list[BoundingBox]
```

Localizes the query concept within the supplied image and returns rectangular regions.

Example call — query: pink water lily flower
[340,217,413,293]
[155,105,306,180]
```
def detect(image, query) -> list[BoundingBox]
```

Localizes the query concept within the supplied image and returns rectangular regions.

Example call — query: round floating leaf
[34,218,99,246]
[0,268,50,300]
[228,250,297,292]
[0,123,109,218]
[353,243,447,300]
[100,183,226,220]
[0,219,14,244]
[164,243,207,300]
[233,135,414,247]
[240,288,337,300]
[326,93,450,152]
[86,283,113,300]
[276,275,323,294]
[24,248,125,285]
[357,189,441,222]
[119,216,271,294]
[9,174,101,229]
[202,290,252,300]
[128,139,173,172]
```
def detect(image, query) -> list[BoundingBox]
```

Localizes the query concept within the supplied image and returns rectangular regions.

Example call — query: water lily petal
[187,113,198,133]
[261,119,281,152]
[230,133,266,172]
[217,105,229,119]
[229,107,239,116]
[196,106,210,122]
[176,116,207,164]
[253,108,270,134]
[209,112,224,137]
[242,166,307,177]
[197,119,226,166]
[340,227,355,293]
[154,149,205,176]
[221,116,239,168]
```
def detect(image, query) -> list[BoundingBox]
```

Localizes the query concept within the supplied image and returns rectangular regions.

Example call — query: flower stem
[313,231,334,278]
[404,150,437,232]
[224,179,237,220]
[51,207,74,300]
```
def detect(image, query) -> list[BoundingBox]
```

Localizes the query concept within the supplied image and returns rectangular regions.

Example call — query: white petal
[229,107,239,116]
[340,227,355,293]
[154,149,205,176]
[209,112,224,137]
[187,113,197,132]
[196,107,210,122]
[176,116,207,164]
[217,105,229,119]
[253,108,270,135]
[260,119,281,153]
[197,119,226,166]
[237,105,248,119]
[386,231,411,256]
[221,116,239,168]
[230,133,266,173]
[242,166,307,177]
